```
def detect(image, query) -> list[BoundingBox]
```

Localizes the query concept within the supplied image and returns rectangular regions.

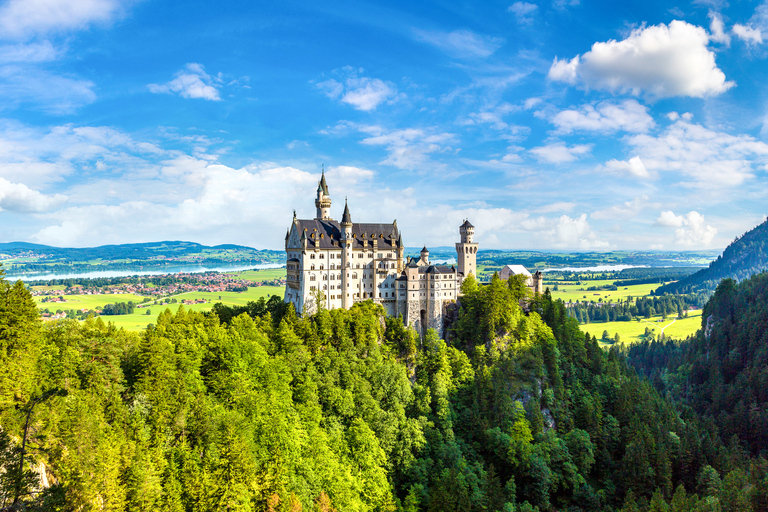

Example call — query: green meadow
[99,285,284,330]
[34,280,284,331]
[579,309,703,347]
[547,279,672,302]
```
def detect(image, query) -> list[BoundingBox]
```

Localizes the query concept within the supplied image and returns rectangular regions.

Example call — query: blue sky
[1,0,767,251]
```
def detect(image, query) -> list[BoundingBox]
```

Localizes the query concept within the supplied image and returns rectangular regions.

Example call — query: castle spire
[315,167,332,220]
[341,198,352,225]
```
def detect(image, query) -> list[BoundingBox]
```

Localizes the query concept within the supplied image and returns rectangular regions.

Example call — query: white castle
[284,172,541,336]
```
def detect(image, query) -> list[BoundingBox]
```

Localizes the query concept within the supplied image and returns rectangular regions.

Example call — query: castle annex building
[284,173,478,335]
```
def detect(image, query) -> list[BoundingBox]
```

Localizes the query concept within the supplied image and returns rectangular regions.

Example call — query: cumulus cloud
[603,156,651,179]
[733,24,763,45]
[709,11,731,45]
[529,142,591,163]
[0,0,123,40]
[316,69,398,111]
[548,20,734,98]
[414,28,503,59]
[547,214,609,249]
[656,210,717,246]
[550,99,654,134]
[0,177,65,212]
[148,63,222,101]
[627,119,768,188]
[509,2,538,24]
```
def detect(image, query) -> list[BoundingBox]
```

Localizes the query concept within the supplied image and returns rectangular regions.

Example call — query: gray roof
[294,218,400,250]
[461,219,474,228]
[318,172,329,195]
[342,201,352,224]
[419,265,456,274]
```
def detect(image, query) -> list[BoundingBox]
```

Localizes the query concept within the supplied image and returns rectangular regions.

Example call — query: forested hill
[2,274,767,510]
[0,240,281,262]
[630,271,768,457]
[654,218,768,295]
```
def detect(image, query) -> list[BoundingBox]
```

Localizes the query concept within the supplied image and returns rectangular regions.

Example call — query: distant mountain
[654,218,768,295]
[0,240,282,261]
[0,241,284,276]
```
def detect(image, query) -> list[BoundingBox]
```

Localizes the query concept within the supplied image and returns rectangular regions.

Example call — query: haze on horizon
[0,0,767,252]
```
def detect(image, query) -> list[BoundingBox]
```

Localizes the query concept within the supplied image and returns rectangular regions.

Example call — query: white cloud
[316,70,398,111]
[529,142,591,163]
[148,63,222,101]
[627,119,768,188]
[509,2,538,24]
[327,165,374,182]
[548,20,734,98]
[0,0,123,40]
[0,177,65,212]
[733,24,763,45]
[0,65,96,114]
[550,99,654,134]
[656,210,717,246]
[357,125,457,170]
[414,28,503,59]
[709,11,731,45]
[591,195,650,220]
[547,214,609,249]
[534,202,576,214]
[603,156,651,179]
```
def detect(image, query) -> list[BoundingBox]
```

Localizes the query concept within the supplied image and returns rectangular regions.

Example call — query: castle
[284,172,539,336]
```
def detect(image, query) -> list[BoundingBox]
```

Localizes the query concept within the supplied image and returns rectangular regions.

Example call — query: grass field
[226,268,285,281]
[548,279,670,302]
[580,310,702,346]
[35,285,284,331]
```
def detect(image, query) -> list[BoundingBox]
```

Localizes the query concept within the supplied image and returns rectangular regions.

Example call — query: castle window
[311,254,315,259]
[319,253,325,258]
[310,275,316,281]
[320,265,324,270]
[311,265,315,270]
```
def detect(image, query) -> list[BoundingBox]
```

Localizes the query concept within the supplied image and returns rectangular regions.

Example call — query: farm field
[580,310,702,346]
[225,268,285,281]
[35,293,146,312]
[548,279,672,302]
[36,285,284,331]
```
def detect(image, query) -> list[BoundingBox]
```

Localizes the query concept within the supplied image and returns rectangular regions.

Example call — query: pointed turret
[315,168,332,220]
[341,199,352,225]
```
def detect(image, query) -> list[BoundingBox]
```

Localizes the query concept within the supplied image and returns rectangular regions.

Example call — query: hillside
[630,271,768,458]
[0,240,284,276]
[1,274,766,510]
[654,219,768,295]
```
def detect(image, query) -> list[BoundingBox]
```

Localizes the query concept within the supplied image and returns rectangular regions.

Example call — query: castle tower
[315,169,332,220]
[420,246,429,265]
[340,199,353,308]
[456,219,478,277]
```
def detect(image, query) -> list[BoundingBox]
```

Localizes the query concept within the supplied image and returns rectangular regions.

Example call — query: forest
[1,270,767,511]
[628,272,768,456]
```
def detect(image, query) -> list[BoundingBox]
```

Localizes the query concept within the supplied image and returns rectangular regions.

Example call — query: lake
[12,263,285,282]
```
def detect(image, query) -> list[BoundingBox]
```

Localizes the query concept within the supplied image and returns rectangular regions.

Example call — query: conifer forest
[1,271,767,511]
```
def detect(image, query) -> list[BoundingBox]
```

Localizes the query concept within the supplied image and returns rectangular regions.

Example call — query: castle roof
[341,200,352,224]
[421,246,429,253]
[502,264,532,277]
[461,219,474,228]
[419,265,456,274]
[317,171,329,195]
[293,218,400,250]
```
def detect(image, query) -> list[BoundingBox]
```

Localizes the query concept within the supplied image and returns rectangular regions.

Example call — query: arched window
[310,275,316,281]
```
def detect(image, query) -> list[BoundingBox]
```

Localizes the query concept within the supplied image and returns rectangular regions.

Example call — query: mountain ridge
[654,218,768,295]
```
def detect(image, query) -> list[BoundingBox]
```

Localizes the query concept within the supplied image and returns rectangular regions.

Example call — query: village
[30,271,286,321]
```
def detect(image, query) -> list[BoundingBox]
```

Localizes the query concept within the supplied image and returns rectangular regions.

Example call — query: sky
[1,0,768,252]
